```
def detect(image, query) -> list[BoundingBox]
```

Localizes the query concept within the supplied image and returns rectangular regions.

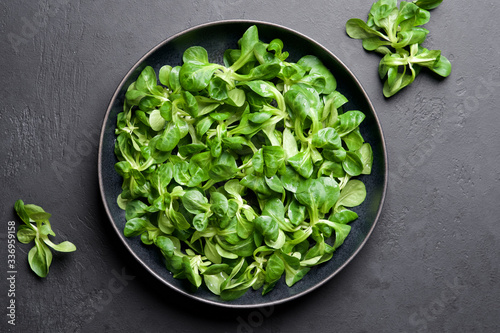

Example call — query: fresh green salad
[113,25,372,300]
[346,0,451,97]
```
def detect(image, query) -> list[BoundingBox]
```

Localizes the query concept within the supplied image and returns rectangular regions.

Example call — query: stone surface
[0,0,499,332]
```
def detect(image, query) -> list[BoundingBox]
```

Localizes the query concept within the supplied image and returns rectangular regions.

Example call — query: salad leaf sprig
[14,200,76,278]
[114,25,372,300]
[345,0,451,97]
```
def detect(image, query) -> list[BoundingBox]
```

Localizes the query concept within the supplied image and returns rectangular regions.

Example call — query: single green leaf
[342,151,364,177]
[181,190,210,215]
[42,237,77,253]
[287,150,313,179]
[182,46,210,64]
[336,179,367,208]
[124,217,149,237]
[179,62,222,92]
[357,143,373,174]
[345,18,388,40]
[254,216,279,242]
[156,122,181,152]
[17,226,36,244]
[413,0,443,10]
[14,199,30,224]
[155,236,176,257]
[159,65,172,86]
[135,66,157,93]
[28,238,52,278]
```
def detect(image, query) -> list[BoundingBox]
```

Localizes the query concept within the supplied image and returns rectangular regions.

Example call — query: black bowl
[98,19,387,308]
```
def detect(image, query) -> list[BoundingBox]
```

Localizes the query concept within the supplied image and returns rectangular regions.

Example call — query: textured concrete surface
[1,0,499,332]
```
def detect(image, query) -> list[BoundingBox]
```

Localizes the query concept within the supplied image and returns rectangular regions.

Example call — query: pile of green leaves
[345,0,451,97]
[14,200,77,278]
[114,25,372,300]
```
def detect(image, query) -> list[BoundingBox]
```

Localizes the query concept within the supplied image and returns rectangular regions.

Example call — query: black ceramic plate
[98,20,387,308]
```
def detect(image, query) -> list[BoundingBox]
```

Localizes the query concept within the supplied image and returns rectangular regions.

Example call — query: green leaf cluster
[14,200,76,278]
[114,25,372,300]
[345,0,451,97]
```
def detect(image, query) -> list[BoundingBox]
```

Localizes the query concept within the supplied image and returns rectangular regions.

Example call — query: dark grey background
[1,0,498,332]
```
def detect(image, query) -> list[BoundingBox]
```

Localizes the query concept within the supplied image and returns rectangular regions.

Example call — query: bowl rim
[98,19,388,308]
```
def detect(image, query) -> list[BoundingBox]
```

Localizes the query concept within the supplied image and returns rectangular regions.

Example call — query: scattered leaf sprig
[14,200,76,278]
[345,0,451,97]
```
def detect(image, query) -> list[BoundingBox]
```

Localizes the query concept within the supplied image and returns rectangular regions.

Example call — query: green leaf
[208,76,229,101]
[342,128,365,151]
[329,209,359,224]
[319,177,340,214]
[39,223,55,237]
[268,38,289,60]
[335,111,366,137]
[14,199,30,224]
[204,272,227,295]
[240,174,273,196]
[358,143,373,174]
[159,101,173,121]
[288,150,313,179]
[297,55,337,93]
[342,151,364,176]
[203,264,230,275]
[282,252,310,287]
[345,18,387,40]
[182,256,202,288]
[204,239,222,264]
[229,25,259,72]
[295,178,326,212]
[254,216,279,242]
[262,198,286,228]
[236,213,254,239]
[382,67,416,97]
[262,146,286,177]
[210,192,229,218]
[135,66,157,93]
[193,213,209,232]
[209,152,238,182]
[330,220,352,249]
[124,217,149,237]
[336,179,367,208]
[188,156,211,187]
[428,54,452,77]
[362,37,391,51]
[24,204,52,222]
[155,236,176,257]
[323,148,347,163]
[42,237,77,253]
[179,62,222,92]
[280,166,302,193]
[284,83,321,123]
[181,190,210,215]
[182,46,209,64]
[159,65,172,86]
[149,109,165,131]
[263,252,285,293]
[216,243,239,259]
[17,226,36,244]
[312,127,342,150]
[28,238,52,278]
[170,209,191,231]
[287,199,306,226]
[265,176,284,194]
[125,200,148,220]
[156,122,181,152]
[413,0,443,10]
